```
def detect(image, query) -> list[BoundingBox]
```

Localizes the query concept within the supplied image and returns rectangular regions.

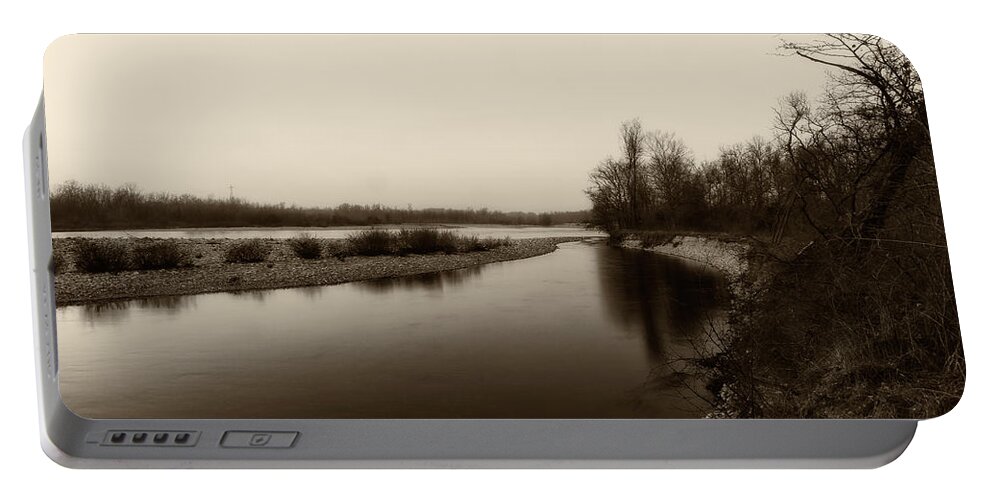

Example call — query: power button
[220,431,298,448]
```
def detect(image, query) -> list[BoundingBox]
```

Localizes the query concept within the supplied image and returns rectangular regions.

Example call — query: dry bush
[347,229,394,256]
[72,239,131,273]
[325,240,355,260]
[224,239,271,263]
[289,234,323,259]
[132,240,189,270]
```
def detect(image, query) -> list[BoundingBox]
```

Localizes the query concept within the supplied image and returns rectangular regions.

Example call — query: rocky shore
[620,234,748,279]
[53,236,585,305]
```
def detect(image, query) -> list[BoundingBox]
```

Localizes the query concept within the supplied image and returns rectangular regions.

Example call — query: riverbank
[620,234,749,279]
[619,232,753,418]
[621,230,963,419]
[53,236,586,305]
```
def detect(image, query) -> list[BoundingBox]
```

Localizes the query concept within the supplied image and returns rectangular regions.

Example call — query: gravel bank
[53,237,586,305]
[620,235,748,279]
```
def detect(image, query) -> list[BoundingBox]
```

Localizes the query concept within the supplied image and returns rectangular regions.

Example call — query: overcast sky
[44,34,829,212]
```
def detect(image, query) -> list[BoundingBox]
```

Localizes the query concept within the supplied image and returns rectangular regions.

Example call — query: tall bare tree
[645,130,694,228]
[620,119,647,227]
[779,34,931,241]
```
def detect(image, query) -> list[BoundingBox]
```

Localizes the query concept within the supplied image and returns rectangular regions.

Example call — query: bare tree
[645,130,695,228]
[586,158,631,232]
[620,119,647,227]
[586,120,652,231]
[581,36,960,419]
[779,34,930,241]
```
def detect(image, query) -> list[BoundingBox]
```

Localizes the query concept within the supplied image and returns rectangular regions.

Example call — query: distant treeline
[587,35,962,418]
[49,182,589,231]
[588,130,792,236]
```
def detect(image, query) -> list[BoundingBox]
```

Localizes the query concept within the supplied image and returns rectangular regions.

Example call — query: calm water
[52,225,602,240]
[56,241,727,419]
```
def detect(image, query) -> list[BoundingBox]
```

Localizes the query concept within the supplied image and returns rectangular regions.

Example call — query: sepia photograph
[43,34,963,420]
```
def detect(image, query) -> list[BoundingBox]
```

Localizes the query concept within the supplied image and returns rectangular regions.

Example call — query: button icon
[249,433,272,446]
[220,431,298,448]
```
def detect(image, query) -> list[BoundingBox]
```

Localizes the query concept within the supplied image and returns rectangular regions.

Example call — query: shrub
[396,228,437,254]
[224,239,271,263]
[436,231,460,254]
[347,229,395,256]
[396,228,460,254]
[73,239,131,273]
[339,228,509,257]
[132,240,189,270]
[326,240,355,260]
[459,235,509,252]
[456,234,483,252]
[289,234,323,259]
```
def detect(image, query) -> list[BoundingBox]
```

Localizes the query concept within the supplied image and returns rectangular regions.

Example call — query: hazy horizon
[44,34,830,212]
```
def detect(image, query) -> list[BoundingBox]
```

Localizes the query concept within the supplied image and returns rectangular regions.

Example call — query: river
[56,240,727,419]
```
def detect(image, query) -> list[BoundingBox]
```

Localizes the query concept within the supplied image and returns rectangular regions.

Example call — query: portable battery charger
[25,34,961,468]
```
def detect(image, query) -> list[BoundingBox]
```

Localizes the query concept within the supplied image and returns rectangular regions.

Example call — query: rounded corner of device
[860,420,918,469]
[38,421,88,469]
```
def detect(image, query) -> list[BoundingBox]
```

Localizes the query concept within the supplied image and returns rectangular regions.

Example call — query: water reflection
[595,246,727,359]
[293,286,325,300]
[354,266,485,294]
[226,289,270,302]
[80,295,196,322]
[56,241,727,419]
